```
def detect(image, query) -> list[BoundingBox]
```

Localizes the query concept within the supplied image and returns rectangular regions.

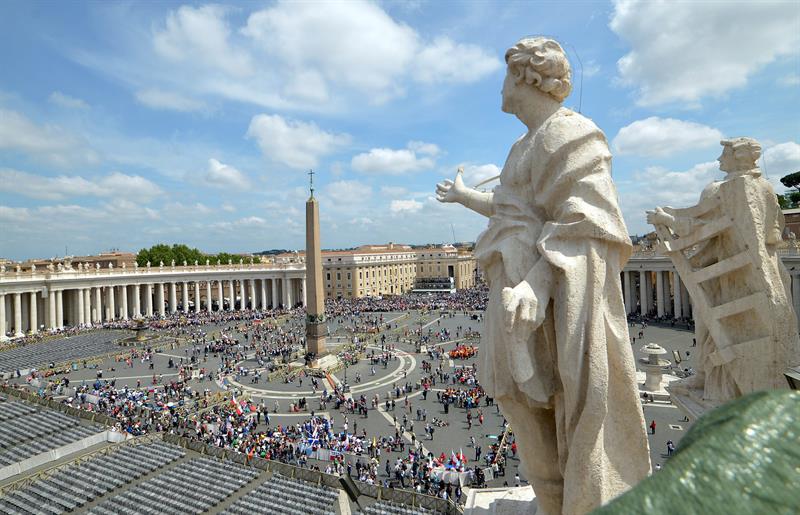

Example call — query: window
[347,272,351,280]
[326,272,331,280]
[337,272,341,280]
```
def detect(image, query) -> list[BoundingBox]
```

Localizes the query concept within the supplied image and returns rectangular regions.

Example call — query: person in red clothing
[511,441,517,457]
[649,420,656,435]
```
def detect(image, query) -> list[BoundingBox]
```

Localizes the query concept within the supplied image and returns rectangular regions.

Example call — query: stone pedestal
[639,343,671,392]
[465,486,537,515]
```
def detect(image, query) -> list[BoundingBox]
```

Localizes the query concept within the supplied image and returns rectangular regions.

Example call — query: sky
[1,0,799,261]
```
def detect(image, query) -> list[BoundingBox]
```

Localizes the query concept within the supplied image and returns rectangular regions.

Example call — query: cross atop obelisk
[305,171,326,358]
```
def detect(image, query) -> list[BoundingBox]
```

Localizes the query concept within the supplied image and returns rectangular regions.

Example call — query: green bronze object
[594,390,800,515]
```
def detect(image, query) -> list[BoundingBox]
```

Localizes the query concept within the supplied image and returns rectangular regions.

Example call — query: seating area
[0,330,128,374]
[0,402,104,467]
[0,441,185,514]
[221,473,340,515]
[361,501,438,515]
[88,456,260,515]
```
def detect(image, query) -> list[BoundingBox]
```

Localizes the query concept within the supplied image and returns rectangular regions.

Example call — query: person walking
[649,420,656,435]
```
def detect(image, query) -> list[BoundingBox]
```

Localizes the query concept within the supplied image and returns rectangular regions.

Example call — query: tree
[778,171,800,209]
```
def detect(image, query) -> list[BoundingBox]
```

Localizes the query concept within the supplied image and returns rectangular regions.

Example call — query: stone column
[271,278,279,309]
[302,278,307,307]
[92,287,100,323]
[282,277,290,308]
[217,281,223,311]
[145,284,153,317]
[133,284,141,318]
[792,274,800,321]
[249,279,256,310]
[28,291,38,334]
[622,271,632,315]
[228,280,235,311]
[638,271,647,316]
[120,285,128,320]
[673,272,682,319]
[206,281,212,312]
[239,280,247,310]
[194,282,201,313]
[680,279,691,320]
[655,271,665,318]
[168,283,176,313]
[0,294,6,341]
[182,282,189,313]
[13,293,22,337]
[83,289,91,325]
[108,285,116,321]
[157,283,166,317]
[48,289,57,329]
[55,290,63,329]
[260,279,267,310]
[76,289,84,328]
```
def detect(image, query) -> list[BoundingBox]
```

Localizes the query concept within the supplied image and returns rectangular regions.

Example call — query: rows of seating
[221,473,340,515]
[0,330,128,374]
[0,408,104,466]
[88,456,260,515]
[362,501,437,515]
[0,400,37,421]
[0,441,185,514]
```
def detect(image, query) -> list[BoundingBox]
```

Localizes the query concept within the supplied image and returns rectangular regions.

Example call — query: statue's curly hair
[505,37,572,102]
[721,137,762,169]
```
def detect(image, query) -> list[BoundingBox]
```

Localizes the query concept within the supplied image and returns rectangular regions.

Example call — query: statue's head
[719,137,761,173]
[503,37,572,112]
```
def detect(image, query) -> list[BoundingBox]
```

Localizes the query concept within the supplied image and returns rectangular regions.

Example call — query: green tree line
[136,244,255,267]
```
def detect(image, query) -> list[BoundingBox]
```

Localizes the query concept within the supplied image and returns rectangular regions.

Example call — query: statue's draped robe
[475,108,650,515]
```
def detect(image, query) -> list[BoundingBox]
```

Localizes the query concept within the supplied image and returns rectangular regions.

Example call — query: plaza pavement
[4,309,698,487]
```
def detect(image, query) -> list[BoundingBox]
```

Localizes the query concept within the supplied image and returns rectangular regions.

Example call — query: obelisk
[305,170,326,357]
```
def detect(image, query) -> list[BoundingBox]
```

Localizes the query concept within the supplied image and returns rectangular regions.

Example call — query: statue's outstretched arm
[436,168,494,218]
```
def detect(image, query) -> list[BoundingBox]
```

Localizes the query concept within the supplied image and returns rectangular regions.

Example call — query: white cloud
[153,4,253,78]
[0,109,99,166]
[390,199,423,213]
[135,89,206,112]
[203,158,250,190]
[619,161,720,234]
[322,180,373,206]
[48,91,89,109]
[247,114,350,169]
[764,141,800,191]
[610,0,800,106]
[75,1,499,113]
[0,169,163,201]
[613,117,723,157]
[352,141,438,175]
[414,37,502,84]
[221,203,236,212]
[457,163,501,188]
[780,74,800,87]
[380,186,409,197]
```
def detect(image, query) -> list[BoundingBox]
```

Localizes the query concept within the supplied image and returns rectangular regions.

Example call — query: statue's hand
[646,207,674,226]
[501,280,546,332]
[436,167,468,204]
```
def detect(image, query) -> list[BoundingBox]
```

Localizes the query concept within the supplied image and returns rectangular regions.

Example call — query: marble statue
[31,264,36,272]
[146,261,151,268]
[239,258,243,265]
[95,263,100,271]
[108,263,113,269]
[183,260,187,267]
[0,265,5,274]
[57,263,63,272]
[436,37,650,514]
[15,265,21,274]
[205,259,209,266]
[648,138,800,406]
[134,262,139,269]
[159,261,164,268]
[171,259,175,267]
[122,262,126,269]
[228,259,232,265]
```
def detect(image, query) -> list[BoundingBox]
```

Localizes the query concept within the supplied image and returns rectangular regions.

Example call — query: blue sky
[1,0,798,261]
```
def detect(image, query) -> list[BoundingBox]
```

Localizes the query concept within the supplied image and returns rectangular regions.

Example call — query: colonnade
[621,270,695,319]
[0,275,305,341]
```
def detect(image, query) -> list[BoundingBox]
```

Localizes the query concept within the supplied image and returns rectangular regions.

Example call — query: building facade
[276,243,479,299]
[0,261,305,340]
